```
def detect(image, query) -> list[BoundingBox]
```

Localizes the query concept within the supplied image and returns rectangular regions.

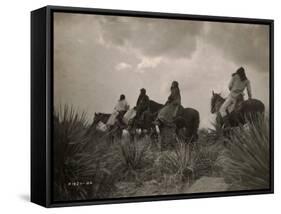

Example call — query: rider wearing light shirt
[107,94,129,126]
[220,67,252,119]
[114,95,130,112]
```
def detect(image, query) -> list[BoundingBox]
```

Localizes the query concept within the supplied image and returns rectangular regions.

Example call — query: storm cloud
[97,16,269,73]
[203,22,269,73]
[98,16,204,59]
[54,12,270,127]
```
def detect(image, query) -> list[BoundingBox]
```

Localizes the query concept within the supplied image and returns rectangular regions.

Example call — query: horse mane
[211,93,225,114]
[149,100,163,106]
[149,100,164,113]
[216,94,225,102]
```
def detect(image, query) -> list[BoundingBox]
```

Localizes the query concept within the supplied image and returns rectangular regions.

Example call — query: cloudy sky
[54,12,270,128]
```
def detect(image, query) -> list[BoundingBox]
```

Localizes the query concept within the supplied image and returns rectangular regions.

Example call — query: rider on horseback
[107,94,130,127]
[135,88,150,121]
[220,67,252,125]
[156,81,182,126]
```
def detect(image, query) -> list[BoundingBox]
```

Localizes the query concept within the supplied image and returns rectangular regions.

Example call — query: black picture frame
[31,5,274,208]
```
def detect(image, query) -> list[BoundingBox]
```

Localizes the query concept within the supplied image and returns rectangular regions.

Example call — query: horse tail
[242,99,265,123]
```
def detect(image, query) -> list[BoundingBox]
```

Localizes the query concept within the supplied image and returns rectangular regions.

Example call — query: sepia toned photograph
[52,11,272,202]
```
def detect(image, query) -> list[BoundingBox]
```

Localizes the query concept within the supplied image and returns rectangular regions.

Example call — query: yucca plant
[162,139,193,183]
[216,114,270,190]
[193,140,224,179]
[207,121,231,145]
[118,138,151,181]
[53,105,114,201]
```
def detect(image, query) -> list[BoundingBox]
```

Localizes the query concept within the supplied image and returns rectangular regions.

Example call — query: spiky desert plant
[53,106,92,200]
[162,139,193,183]
[192,139,224,179]
[118,138,151,181]
[216,114,270,190]
[53,106,115,201]
[206,121,231,144]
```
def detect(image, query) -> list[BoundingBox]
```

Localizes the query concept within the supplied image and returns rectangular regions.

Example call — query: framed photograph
[31,5,274,207]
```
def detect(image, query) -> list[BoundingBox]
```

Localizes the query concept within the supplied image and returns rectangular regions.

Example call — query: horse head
[92,112,101,126]
[92,112,111,127]
[211,90,224,114]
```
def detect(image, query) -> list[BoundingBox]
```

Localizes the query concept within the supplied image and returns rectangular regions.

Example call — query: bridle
[211,94,225,113]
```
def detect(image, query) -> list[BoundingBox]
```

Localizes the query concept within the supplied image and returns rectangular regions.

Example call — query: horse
[92,112,111,127]
[90,112,123,143]
[127,100,163,141]
[210,90,265,127]
[173,107,200,142]
[131,100,200,144]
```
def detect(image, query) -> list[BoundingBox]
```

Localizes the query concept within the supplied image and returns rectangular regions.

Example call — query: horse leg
[160,125,175,151]
[107,132,114,144]
[148,126,157,148]
[149,126,155,138]
[152,125,161,150]
[216,114,224,128]
[116,128,122,141]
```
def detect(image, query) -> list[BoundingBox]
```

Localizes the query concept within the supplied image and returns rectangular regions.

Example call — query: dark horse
[211,91,265,127]
[128,100,163,140]
[130,100,162,131]
[132,100,200,143]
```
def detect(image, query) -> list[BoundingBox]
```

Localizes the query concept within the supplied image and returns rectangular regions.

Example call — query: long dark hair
[119,94,125,101]
[171,81,179,90]
[236,67,247,81]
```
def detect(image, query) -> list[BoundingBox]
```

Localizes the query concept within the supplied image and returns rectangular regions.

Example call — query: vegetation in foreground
[53,106,270,201]
[216,115,270,190]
